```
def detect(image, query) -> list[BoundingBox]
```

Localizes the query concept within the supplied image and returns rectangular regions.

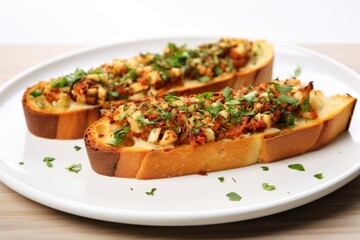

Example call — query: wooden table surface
[0,45,359,239]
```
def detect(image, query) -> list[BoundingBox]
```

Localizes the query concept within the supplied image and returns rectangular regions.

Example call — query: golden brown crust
[84,95,356,180]
[23,40,274,139]
[23,86,101,139]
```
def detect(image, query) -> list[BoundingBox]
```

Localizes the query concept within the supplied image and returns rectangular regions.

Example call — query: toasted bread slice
[23,39,273,139]
[84,80,356,179]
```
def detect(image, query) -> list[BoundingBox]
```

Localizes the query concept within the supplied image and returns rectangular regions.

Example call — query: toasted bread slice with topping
[84,79,356,179]
[23,39,273,139]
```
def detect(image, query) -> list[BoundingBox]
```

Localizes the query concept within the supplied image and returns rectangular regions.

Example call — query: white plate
[0,37,359,226]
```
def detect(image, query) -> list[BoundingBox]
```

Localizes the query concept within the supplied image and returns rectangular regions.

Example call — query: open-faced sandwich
[84,79,356,179]
[22,38,273,139]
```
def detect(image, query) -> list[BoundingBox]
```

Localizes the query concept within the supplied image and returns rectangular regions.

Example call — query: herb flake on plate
[261,166,269,171]
[146,188,157,196]
[74,145,81,151]
[43,157,55,168]
[314,173,324,180]
[226,192,241,201]
[66,163,82,173]
[288,163,305,171]
[218,177,225,183]
[262,183,276,191]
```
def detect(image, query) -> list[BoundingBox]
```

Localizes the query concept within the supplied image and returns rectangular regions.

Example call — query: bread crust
[22,40,274,139]
[84,95,356,179]
[22,85,101,139]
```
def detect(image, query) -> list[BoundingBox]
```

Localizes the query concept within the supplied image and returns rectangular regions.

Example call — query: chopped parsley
[288,163,305,171]
[164,93,180,104]
[146,188,157,196]
[43,157,55,168]
[262,183,276,191]
[218,177,225,182]
[242,90,258,102]
[195,91,213,100]
[19,162,24,165]
[214,66,223,76]
[51,68,86,88]
[108,91,119,98]
[118,110,128,122]
[314,173,324,180]
[88,69,104,74]
[107,125,130,146]
[198,76,211,83]
[205,103,224,117]
[29,89,42,98]
[232,177,237,183]
[291,66,302,78]
[226,192,241,201]
[167,42,177,52]
[222,87,231,100]
[152,63,170,80]
[301,97,311,111]
[137,115,156,127]
[277,110,295,128]
[278,95,298,105]
[74,145,81,151]
[66,163,82,173]
[261,166,269,171]
[274,83,293,94]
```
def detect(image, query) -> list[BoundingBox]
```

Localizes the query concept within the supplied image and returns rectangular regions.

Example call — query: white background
[1,0,359,45]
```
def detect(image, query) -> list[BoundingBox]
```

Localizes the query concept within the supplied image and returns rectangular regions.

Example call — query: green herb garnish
[195,92,213,100]
[167,42,177,52]
[29,89,42,98]
[277,110,295,128]
[118,110,128,122]
[214,66,223,76]
[274,84,293,94]
[107,125,130,146]
[205,103,224,118]
[222,87,231,100]
[314,173,324,180]
[19,162,24,165]
[288,163,305,171]
[108,91,119,98]
[226,192,241,201]
[152,63,170,80]
[291,66,302,78]
[225,99,241,106]
[242,91,258,102]
[146,188,157,196]
[66,163,82,173]
[164,93,180,104]
[218,177,225,182]
[278,95,298,105]
[88,69,104,74]
[261,166,269,171]
[43,157,55,168]
[226,58,234,71]
[51,68,86,88]
[198,76,211,83]
[74,146,81,151]
[262,183,276,191]
[301,97,311,111]
[137,115,156,127]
